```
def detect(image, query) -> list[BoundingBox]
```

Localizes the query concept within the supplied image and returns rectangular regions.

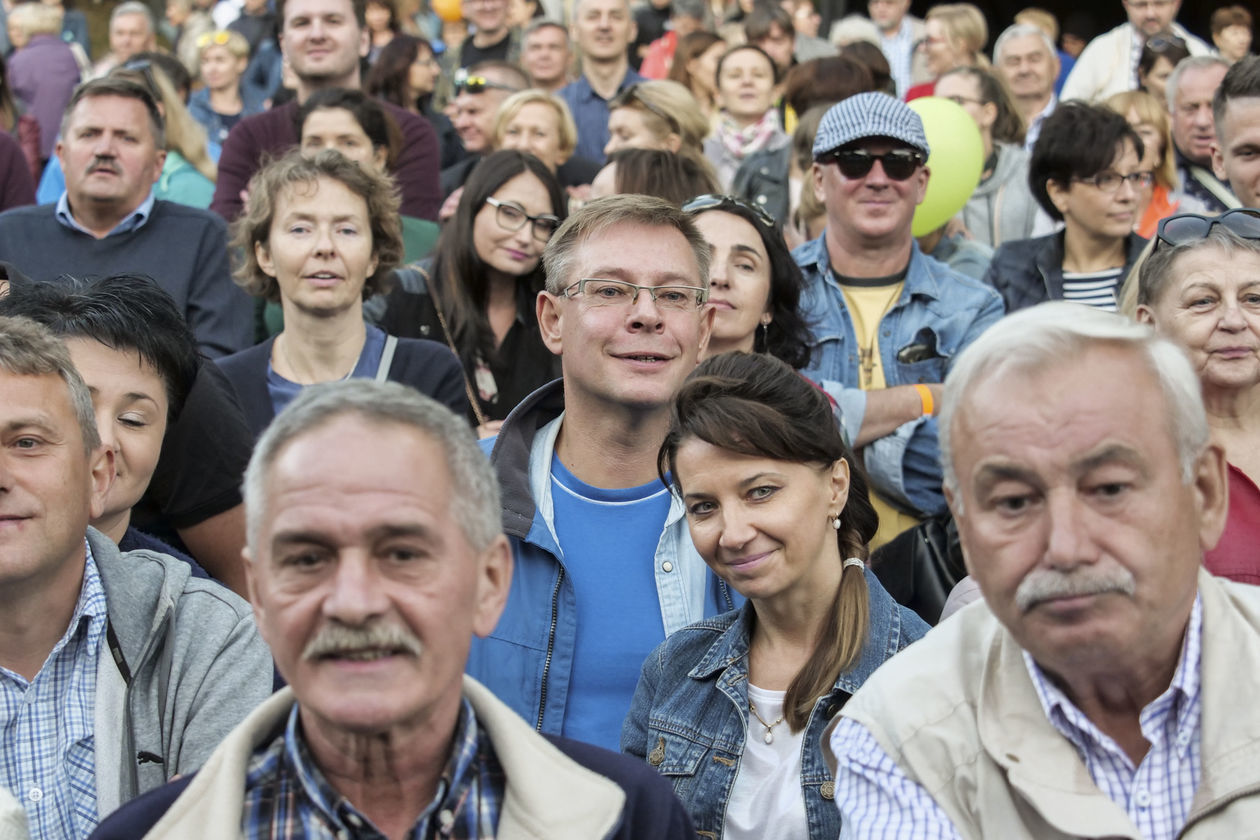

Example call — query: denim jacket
[621,569,928,840]
[467,380,739,735]
[793,236,1004,515]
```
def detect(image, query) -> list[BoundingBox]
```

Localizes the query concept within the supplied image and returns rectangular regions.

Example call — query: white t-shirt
[724,684,810,840]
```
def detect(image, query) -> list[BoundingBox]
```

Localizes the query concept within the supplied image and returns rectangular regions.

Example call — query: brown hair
[783,56,875,115]
[659,352,876,731]
[231,150,403,302]
[941,65,1026,145]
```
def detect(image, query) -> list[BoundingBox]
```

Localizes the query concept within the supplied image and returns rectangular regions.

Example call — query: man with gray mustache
[826,302,1260,838]
[90,379,695,839]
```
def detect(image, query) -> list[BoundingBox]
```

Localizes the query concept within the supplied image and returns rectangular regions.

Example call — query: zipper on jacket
[536,567,565,731]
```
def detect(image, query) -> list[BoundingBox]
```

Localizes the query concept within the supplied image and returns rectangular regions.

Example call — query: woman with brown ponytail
[622,351,928,840]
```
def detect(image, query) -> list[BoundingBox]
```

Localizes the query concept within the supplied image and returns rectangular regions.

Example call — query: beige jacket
[137,677,627,840]
[841,569,1260,839]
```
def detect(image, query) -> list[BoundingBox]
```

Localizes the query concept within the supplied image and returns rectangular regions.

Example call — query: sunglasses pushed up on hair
[816,148,925,181]
[1156,208,1260,249]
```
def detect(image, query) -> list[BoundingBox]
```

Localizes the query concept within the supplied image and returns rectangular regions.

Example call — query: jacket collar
[90,526,188,669]
[798,235,947,303]
[489,378,566,539]
[138,678,626,839]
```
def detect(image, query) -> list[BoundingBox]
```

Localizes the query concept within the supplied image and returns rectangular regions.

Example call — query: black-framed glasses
[817,148,925,181]
[1072,171,1154,192]
[1156,208,1260,249]
[454,72,521,96]
[562,278,709,310]
[485,197,561,241]
[612,83,681,135]
[681,194,776,229]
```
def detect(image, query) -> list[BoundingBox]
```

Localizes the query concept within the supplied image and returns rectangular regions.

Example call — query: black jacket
[982,231,1149,313]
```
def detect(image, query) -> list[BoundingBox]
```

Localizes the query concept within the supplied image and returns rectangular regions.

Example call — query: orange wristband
[914,384,935,417]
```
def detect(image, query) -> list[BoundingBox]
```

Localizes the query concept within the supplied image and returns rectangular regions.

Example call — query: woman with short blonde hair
[906,2,987,99]
[492,89,578,173]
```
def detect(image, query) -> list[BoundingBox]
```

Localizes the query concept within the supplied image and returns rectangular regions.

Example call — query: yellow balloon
[907,97,984,237]
[433,0,463,23]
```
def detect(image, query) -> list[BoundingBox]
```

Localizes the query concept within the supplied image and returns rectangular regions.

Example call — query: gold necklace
[748,699,786,745]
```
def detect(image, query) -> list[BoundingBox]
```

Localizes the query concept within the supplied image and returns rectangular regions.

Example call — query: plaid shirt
[242,697,505,839]
[0,542,107,840]
[835,596,1204,840]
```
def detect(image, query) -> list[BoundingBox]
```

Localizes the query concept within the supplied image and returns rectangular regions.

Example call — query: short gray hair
[110,0,154,30]
[993,23,1056,64]
[0,315,101,453]
[243,380,502,552]
[541,194,711,294]
[939,302,1209,501]
[1167,54,1230,112]
[1137,224,1260,307]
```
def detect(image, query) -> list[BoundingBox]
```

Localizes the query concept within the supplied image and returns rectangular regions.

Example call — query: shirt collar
[55,190,156,239]
[282,696,485,835]
[1024,593,1203,762]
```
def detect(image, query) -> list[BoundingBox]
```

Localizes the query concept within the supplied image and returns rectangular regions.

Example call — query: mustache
[87,156,121,175]
[1015,564,1136,612]
[301,622,424,661]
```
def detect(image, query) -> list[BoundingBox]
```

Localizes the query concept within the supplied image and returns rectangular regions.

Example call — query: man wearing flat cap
[793,92,1004,548]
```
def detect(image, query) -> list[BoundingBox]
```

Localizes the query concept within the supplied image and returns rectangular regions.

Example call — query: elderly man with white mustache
[89,379,695,839]
[825,302,1260,839]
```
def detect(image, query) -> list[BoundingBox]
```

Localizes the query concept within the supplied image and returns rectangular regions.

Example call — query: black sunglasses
[817,148,925,181]
[681,193,776,229]
[1156,208,1260,249]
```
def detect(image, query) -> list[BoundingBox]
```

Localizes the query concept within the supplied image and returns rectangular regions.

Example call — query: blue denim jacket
[468,380,739,735]
[621,569,928,840]
[793,236,1005,515]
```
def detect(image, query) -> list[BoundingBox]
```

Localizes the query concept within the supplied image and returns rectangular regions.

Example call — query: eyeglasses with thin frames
[562,278,709,310]
[1072,171,1154,193]
[485,197,561,241]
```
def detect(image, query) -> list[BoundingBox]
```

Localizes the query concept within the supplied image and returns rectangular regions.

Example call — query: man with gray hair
[90,379,695,839]
[1169,54,1237,212]
[0,316,272,839]
[994,23,1060,151]
[827,301,1260,837]
[91,1,156,77]
[468,194,734,752]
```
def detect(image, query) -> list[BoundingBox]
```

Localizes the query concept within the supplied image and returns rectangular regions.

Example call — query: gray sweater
[961,143,1040,249]
[88,528,273,817]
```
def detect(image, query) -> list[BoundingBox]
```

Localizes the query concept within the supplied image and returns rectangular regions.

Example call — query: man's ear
[472,535,513,638]
[536,289,564,356]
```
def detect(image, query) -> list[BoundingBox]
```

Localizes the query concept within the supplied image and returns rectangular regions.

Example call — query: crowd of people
[0,0,1259,837]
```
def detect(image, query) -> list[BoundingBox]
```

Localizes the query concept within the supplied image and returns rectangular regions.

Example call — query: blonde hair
[1104,90,1177,190]
[492,89,578,160]
[609,80,711,157]
[197,29,250,62]
[926,3,989,68]
[1014,7,1058,42]
[112,64,217,182]
[9,2,64,38]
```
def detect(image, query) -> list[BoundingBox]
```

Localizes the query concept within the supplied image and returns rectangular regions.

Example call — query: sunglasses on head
[454,74,520,96]
[617,83,681,135]
[1156,208,1260,249]
[817,147,925,181]
[681,193,776,229]
[196,30,235,49]
[1144,35,1187,54]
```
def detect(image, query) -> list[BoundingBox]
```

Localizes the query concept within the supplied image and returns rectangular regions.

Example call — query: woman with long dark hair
[379,150,567,433]
[624,351,928,840]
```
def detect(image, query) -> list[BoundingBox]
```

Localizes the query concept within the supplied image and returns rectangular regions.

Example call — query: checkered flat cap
[812,92,931,160]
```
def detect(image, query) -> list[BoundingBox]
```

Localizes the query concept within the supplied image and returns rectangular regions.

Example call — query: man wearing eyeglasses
[209,0,442,222]
[1060,0,1210,103]
[794,93,1003,548]
[1212,55,1260,210]
[466,195,735,752]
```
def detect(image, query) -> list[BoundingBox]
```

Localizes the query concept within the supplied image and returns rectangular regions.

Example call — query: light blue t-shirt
[549,455,670,751]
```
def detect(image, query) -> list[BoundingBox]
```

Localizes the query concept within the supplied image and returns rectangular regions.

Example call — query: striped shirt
[241,698,505,839]
[833,596,1204,840]
[0,542,106,840]
[1061,267,1124,311]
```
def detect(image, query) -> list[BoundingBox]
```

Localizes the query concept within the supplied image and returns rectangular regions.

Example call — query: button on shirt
[241,698,506,839]
[833,596,1204,840]
[54,191,155,239]
[0,542,107,840]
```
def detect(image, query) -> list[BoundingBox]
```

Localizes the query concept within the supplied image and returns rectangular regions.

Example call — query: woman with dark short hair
[982,102,1151,313]
[624,351,927,840]
[219,150,467,439]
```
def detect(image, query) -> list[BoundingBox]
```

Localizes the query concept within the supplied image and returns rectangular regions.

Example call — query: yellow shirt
[839,281,920,549]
